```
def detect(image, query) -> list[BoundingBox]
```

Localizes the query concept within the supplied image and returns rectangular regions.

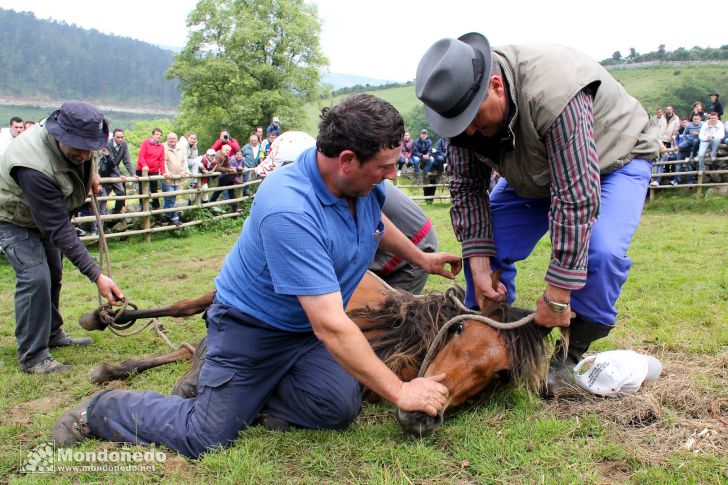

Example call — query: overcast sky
[1,0,724,82]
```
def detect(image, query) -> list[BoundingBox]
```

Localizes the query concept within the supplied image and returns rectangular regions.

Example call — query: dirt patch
[8,396,59,425]
[542,350,728,466]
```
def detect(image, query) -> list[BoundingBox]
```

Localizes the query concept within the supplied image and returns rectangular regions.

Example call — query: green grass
[0,193,726,483]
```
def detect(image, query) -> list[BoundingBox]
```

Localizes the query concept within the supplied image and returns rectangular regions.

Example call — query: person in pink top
[136,128,165,210]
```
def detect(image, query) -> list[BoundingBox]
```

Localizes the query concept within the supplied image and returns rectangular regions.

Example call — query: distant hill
[0,8,180,110]
[321,72,399,91]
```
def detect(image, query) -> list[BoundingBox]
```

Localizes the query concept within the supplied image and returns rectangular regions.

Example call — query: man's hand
[469,256,506,307]
[534,285,572,328]
[95,274,124,305]
[92,172,101,194]
[417,252,462,279]
[395,373,448,416]
[119,175,127,182]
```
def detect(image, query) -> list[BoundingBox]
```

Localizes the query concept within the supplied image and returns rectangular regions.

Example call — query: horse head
[396,273,550,435]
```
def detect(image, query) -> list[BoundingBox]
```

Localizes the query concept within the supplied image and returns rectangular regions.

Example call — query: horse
[82,271,552,434]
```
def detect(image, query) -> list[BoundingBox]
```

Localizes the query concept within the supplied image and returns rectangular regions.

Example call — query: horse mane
[349,287,465,378]
[348,285,551,393]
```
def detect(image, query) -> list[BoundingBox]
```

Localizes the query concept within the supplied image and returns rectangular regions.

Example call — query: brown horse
[84,271,551,434]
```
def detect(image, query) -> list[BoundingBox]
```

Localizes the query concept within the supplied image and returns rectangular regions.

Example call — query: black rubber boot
[544,316,612,397]
[171,336,208,399]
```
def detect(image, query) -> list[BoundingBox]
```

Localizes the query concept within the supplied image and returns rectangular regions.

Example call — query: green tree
[167,0,327,143]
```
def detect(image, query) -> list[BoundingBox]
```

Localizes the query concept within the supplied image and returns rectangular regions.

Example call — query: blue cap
[46,101,109,151]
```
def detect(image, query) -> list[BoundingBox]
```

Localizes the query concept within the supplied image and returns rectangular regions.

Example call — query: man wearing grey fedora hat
[416,33,661,396]
[0,101,124,374]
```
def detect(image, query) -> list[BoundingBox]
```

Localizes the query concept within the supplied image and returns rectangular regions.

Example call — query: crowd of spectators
[651,93,728,187]
[0,114,284,235]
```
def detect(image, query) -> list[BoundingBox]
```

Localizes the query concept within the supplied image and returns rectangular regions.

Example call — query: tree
[612,51,622,62]
[167,0,327,143]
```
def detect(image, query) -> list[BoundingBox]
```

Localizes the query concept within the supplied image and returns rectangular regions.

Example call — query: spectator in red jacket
[210,129,241,153]
[136,128,165,210]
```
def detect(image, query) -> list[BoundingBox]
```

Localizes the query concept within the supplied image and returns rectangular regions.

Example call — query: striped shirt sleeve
[544,89,601,290]
[448,144,494,258]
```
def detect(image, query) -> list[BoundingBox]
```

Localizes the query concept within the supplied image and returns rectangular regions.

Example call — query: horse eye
[448,322,464,335]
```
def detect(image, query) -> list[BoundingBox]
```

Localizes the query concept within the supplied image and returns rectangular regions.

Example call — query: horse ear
[490,270,503,291]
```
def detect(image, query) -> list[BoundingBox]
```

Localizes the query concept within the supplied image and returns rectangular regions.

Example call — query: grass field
[0,191,726,483]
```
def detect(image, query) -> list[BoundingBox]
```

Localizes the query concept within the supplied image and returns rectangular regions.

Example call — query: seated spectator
[267,116,282,137]
[678,114,703,160]
[209,145,238,212]
[197,149,219,202]
[210,129,241,153]
[432,137,448,173]
[162,132,187,226]
[397,131,414,176]
[696,112,725,171]
[136,128,165,211]
[99,128,133,226]
[242,134,260,196]
[411,129,433,179]
[708,92,723,119]
[0,116,25,156]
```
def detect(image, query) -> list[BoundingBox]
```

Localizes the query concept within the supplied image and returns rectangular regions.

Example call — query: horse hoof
[79,310,108,332]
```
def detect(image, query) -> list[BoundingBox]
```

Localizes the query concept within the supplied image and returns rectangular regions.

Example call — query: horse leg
[80,291,215,331]
[90,345,194,385]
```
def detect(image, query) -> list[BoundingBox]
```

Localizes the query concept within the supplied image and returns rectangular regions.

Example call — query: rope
[417,286,535,377]
[90,192,112,307]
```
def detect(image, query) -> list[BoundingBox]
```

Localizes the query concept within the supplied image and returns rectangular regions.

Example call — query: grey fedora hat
[416,32,492,137]
[46,101,109,151]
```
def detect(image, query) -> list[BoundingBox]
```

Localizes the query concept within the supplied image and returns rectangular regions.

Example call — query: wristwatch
[542,292,570,313]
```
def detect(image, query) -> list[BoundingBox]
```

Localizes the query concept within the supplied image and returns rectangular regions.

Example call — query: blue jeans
[161,183,179,222]
[0,222,65,369]
[462,159,651,327]
[697,139,720,169]
[87,302,361,458]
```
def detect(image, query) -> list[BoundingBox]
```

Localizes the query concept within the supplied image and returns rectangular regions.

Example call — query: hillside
[304,62,728,136]
[0,8,180,110]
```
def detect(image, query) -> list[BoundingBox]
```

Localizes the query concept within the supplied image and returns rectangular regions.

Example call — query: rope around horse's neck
[416,287,535,378]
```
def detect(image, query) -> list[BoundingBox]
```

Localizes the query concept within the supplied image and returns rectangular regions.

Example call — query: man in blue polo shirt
[54,94,462,459]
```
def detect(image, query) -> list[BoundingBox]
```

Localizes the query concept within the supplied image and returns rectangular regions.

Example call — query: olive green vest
[0,122,96,228]
[490,44,660,198]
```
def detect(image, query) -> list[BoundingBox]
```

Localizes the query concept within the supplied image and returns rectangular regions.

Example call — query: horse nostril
[396,409,445,435]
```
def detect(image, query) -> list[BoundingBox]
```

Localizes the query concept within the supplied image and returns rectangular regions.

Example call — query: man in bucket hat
[416,34,660,396]
[0,101,124,374]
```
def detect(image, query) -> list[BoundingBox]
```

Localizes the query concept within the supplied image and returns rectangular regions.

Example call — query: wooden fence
[72,167,261,243]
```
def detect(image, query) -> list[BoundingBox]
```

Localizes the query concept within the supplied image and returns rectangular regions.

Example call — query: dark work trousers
[136,170,160,210]
[209,174,238,211]
[87,302,361,458]
[101,182,126,214]
[0,222,64,369]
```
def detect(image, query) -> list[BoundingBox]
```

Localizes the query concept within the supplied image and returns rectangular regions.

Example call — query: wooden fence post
[141,167,151,243]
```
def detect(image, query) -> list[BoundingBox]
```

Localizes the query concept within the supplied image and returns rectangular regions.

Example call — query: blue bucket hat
[46,101,109,151]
